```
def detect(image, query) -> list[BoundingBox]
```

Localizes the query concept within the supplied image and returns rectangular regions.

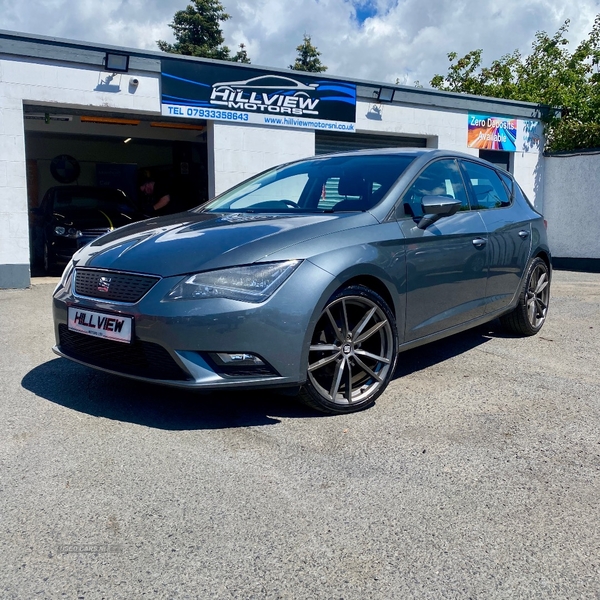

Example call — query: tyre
[500,257,550,336]
[298,285,398,414]
[30,228,43,267]
[43,241,58,276]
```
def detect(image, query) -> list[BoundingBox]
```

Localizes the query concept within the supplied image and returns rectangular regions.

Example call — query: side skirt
[396,304,517,355]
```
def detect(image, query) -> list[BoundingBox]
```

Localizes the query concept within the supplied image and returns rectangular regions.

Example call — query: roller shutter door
[315,132,427,155]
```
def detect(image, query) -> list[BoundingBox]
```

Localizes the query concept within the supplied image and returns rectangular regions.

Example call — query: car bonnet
[71,210,378,277]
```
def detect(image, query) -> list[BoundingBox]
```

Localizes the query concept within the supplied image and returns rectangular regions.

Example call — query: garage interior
[24,105,209,275]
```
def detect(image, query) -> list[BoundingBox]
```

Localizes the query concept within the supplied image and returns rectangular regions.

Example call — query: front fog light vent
[206,352,278,378]
[214,352,265,366]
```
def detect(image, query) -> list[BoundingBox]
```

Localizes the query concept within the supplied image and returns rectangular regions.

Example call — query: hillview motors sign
[161,59,357,132]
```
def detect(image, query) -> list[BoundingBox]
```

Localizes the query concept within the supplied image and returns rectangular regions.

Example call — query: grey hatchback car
[52,149,551,414]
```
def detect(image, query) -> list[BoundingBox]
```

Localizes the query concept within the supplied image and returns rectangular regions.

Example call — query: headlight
[165,260,301,303]
[54,226,82,238]
[53,259,75,294]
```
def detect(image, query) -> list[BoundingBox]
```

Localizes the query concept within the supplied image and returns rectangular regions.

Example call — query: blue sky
[1,0,599,86]
[353,0,379,24]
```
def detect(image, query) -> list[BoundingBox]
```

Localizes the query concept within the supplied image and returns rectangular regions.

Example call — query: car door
[397,158,489,342]
[460,160,532,314]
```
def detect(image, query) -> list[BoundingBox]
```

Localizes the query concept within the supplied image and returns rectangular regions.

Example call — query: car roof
[48,185,128,198]
[310,147,485,161]
[303,147,513,179]
[49,185,122,193]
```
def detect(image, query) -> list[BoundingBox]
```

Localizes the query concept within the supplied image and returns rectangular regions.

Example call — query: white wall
[0,56,160,112]
[208,122,315,197]
[512,150,545,212]
[0,55,160,287]
[356,101,479,154]
[543,153,600,259]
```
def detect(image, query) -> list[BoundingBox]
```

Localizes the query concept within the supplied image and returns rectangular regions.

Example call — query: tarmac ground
[1,270,599,599]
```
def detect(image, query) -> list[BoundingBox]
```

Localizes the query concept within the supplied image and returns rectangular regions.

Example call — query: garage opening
[315,131,428,155]
[24,106,208,275]
[478,149,512,173]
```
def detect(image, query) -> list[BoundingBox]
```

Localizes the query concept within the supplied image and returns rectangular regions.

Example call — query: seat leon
[52,149,551,414]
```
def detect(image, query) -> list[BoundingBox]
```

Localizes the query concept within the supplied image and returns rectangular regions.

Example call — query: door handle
[472,238,487,249]
[518,230,530,239]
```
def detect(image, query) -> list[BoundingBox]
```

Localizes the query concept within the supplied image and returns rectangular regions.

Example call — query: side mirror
[417,195,462,230]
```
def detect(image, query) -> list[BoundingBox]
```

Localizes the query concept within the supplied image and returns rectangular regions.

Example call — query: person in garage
[139,175,173,216]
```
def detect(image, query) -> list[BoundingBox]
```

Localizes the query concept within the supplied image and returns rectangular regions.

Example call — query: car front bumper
[52,260,335,390]
[49,234,108,265]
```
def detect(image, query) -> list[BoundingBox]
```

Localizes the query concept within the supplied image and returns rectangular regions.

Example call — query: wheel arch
[335,275,397,322]
[535,249,552,275]
[298,267,403,380]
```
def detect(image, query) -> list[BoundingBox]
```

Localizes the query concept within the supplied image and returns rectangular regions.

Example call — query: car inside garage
[23,106,209,274]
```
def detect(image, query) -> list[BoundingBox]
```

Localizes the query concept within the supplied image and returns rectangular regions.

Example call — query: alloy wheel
[43,242,50,274]
[526,263,549,329]
[308,294,395,407]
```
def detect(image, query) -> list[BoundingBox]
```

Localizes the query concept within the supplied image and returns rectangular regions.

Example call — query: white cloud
[1,0,599,86]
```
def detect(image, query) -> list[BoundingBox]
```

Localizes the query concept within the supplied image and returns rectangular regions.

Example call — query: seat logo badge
[343,344,352,355]
[98,277,112,293]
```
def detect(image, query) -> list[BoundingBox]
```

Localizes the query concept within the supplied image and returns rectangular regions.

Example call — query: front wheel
[299,285,398,414]
[43,241,55,275]
[500,257,550,336]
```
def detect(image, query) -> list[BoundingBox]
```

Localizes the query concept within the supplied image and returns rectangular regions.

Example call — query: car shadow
[392,320,501,379]
[22,321,505,431]
[21,358,314,430]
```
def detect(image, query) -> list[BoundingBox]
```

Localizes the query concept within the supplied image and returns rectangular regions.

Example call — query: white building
[0,29,547,289]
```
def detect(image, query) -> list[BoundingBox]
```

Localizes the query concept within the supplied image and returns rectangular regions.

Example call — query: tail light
[543,219,548,230]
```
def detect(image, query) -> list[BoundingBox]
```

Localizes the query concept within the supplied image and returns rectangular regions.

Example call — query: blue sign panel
[161,59,356,133]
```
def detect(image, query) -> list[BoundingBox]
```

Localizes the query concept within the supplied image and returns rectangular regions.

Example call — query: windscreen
[52,188,136,213]
[199,154,416,214]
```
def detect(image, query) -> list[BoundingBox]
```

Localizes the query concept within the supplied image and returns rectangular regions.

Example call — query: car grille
[58,325,191,381]
[81,227,111,237]
[216,366,278,377]
[75,269,160,303]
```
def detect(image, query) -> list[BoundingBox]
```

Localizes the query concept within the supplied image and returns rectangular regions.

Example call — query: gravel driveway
[1,270,599,599]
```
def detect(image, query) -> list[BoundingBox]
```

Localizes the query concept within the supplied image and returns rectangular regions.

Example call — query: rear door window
[461,161,511,210]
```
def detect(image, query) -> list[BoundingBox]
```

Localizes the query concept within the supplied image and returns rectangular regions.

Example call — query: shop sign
[468,113,517,151]
[161,59,356,133]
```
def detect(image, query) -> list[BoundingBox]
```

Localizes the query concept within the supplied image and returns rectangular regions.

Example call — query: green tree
[430,16,600,152]
[157,0,250,63]
[289,34,327,72]
[233,43,251,64]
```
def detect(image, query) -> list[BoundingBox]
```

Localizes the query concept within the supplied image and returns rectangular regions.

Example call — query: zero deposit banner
[468,113,517,151]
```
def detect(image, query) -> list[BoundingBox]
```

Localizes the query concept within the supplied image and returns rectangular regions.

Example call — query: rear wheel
[43,242,53,274]
[43,241,61,276]
[500,257,550,336]
[299,285,397,414]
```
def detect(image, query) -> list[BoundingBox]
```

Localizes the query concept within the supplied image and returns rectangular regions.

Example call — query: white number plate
[68,307,133,344]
